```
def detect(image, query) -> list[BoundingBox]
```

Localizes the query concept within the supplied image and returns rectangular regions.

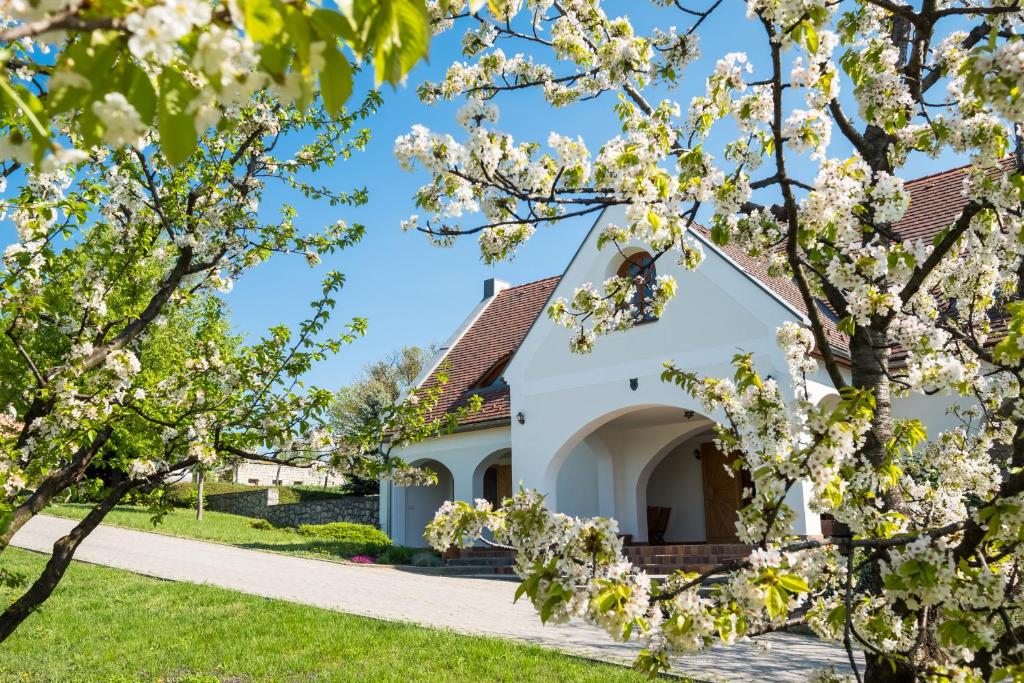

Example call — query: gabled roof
[414,160,1006,426]
[417,276,560,428]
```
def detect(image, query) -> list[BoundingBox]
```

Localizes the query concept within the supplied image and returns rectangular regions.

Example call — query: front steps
[444,548,517,576]
[445,544,751,577]
[624,543,751,576]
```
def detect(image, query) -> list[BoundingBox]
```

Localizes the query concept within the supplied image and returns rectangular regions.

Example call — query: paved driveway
[13,515,856,682]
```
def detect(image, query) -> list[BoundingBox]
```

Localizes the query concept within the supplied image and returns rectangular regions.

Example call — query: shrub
[411,551,442,568]
[246,519,274,530]
[164,482,263,509]
[376,545,417,565]
[285,485,362,503]
[296,522,391,556]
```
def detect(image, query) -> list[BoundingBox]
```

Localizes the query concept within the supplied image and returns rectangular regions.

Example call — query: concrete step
[447,557,516,567]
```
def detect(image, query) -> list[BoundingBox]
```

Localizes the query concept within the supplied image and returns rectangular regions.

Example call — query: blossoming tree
[0,0,487,645]
[0,0,435,170]
[395,1,1024,680]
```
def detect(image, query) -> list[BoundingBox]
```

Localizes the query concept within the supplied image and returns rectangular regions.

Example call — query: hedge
[164,482,264,509]
[296,522,392,556]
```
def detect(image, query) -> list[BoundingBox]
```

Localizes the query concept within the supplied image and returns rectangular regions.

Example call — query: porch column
[451,460,476,504]
[784,479,822,537]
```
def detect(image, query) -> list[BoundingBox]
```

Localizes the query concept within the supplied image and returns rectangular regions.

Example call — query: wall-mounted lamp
[629,378,639,391]
[694,448,701,461]
[684,410,694,419]
[516,412,526,425]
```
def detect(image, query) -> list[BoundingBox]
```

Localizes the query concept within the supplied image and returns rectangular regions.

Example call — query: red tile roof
[418,276,560,427]
[893,157,1016,242]
[418,161,1010,426]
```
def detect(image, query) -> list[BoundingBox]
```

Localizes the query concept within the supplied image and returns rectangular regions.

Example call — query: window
[470,352,512,392]
[617,252,658,322]
[247,478,260,485]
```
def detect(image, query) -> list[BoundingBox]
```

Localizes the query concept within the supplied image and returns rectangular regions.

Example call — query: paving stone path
[13,515,859,682]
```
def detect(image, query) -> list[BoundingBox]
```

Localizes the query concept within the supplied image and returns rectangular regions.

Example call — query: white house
[232,460,344,487]
[382,163,977,569]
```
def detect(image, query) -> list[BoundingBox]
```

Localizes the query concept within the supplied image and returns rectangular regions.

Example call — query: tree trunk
[196,470,204,522]
[0,428,112,552]
[0,478,130,643]
[851,324,916,682]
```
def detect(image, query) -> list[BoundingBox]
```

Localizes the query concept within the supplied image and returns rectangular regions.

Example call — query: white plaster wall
[403,462,453,548]
[556,441,601,519]
[892,391,973,437]
[645,437,708,542]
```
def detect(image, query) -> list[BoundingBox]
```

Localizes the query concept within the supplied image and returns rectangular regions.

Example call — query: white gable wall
[505,207,822,539]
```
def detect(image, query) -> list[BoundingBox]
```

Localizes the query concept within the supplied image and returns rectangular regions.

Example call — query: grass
[45,504,396,564]
[0,547,650,682]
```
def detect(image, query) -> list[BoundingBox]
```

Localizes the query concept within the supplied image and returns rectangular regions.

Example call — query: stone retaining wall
[206,488,379,528]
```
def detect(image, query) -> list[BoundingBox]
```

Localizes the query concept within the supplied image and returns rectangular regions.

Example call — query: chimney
[483,277,510,300]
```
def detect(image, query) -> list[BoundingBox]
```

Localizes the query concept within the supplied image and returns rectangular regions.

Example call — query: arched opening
[616,251,658,322]
[403,459,454,548]
[642,438,709,543]
[548,404,718,541]
[474,449,513,508]
[555,434,613,520]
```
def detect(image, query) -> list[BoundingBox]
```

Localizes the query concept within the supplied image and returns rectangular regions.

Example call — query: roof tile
[418,276,560,426]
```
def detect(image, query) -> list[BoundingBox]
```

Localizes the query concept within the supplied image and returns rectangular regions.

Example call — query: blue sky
[185,5,967,390]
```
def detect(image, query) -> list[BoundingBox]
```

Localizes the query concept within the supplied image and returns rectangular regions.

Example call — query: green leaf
[158,68,198,166]
[320,44,353,116]
[310,8,356,43]
[124,62,157,124]
[284,6,311,65]
[244,0,285,43]
[765,584,786,619]
[0,78,49,162]
[354,0,430,87]
[801,20,819,54]
[777,574,810,594]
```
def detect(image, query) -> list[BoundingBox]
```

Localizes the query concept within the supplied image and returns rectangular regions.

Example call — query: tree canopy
[401,1,1024,681]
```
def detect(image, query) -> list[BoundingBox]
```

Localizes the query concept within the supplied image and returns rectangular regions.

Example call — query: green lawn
[0,547,651,682]
[46,503,386,563]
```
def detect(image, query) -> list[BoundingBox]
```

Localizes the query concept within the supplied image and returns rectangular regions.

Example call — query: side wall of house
[382,426,512,546]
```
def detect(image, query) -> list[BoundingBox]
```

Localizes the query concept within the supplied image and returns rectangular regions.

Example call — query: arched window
[617,252,658,322]
[471,352,512,391]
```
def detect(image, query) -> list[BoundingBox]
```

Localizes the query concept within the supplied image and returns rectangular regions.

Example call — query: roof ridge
[499,274,561,293]
[903,156,1017,188]
[903,161,973,187]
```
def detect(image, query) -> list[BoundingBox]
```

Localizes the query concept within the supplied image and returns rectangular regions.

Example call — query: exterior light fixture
[629,378,639,391]
[684,410,694,419]
[516,412,526,425]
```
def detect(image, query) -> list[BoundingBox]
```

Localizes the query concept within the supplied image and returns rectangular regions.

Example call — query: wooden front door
[701,443,741,543]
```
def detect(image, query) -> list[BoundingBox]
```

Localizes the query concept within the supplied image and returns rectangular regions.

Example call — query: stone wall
[206,488,379,528]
